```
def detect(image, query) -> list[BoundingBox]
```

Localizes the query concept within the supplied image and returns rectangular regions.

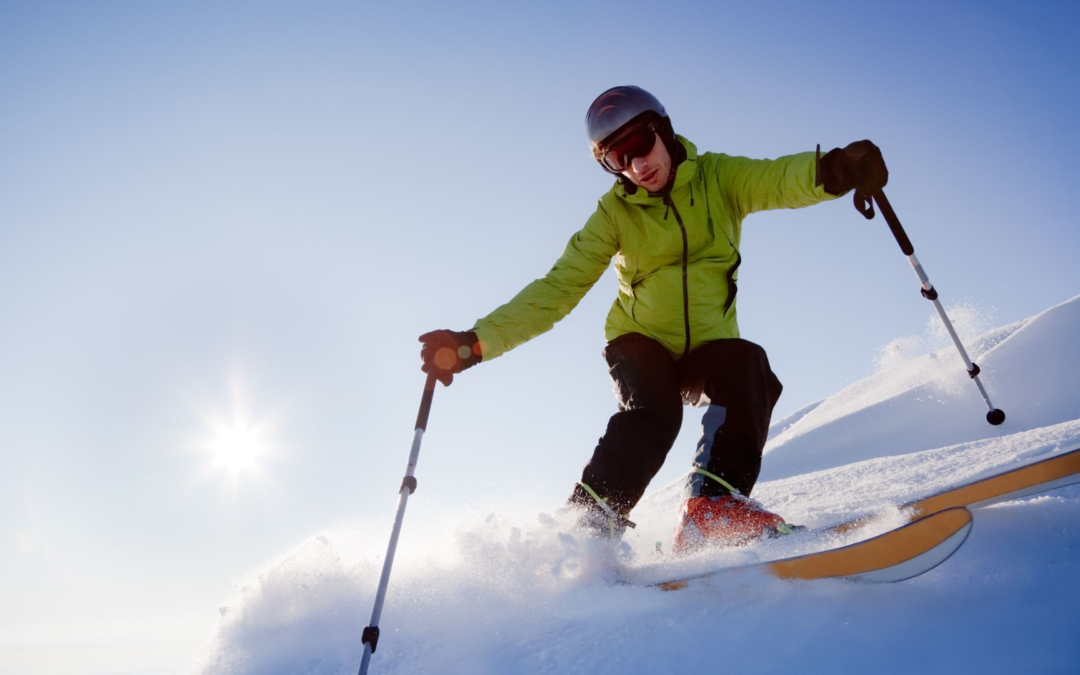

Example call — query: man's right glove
[418,329,482,386]
[817,140,888,196]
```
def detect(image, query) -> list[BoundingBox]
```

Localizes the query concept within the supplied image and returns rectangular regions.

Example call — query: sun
[192,372,278,488]
[209,423,265,474]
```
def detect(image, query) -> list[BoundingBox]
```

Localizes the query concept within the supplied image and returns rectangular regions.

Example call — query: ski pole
[854,189,1005,426]
[357,371,438,675]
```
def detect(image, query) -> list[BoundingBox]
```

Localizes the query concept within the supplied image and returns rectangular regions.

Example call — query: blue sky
[1,1,1078,672]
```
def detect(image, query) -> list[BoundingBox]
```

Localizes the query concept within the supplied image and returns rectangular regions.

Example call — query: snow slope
[182,296,1080,674]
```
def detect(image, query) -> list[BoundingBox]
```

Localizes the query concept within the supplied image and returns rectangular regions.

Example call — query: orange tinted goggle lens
[602,126,656,172]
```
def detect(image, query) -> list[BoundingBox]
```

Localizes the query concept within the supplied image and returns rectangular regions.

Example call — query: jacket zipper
[664,194,692,358]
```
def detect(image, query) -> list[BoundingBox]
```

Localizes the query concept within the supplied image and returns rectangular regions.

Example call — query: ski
[650,443,1079,591]
[654,506,972,591]
[831,442,1080,535]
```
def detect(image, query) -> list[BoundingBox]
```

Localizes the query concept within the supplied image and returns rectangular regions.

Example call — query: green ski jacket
[472,137,836,361]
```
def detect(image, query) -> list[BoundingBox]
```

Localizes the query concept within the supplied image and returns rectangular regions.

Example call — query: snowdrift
[182,296,1080,675]
[762,294,1080,480]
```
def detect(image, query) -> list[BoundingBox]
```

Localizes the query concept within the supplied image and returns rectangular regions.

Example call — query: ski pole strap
[577,481,637,535]
[854,189,875,220]
[692,468,741,496]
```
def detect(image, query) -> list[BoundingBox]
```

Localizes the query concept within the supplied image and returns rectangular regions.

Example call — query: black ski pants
[569,332,782,518]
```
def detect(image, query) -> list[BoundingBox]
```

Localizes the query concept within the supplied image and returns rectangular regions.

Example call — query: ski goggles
[596,123,658,173]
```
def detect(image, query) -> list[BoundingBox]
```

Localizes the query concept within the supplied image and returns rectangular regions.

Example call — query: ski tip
[899,506,973,544]
[846,506,973,583]
[768,506,973,583]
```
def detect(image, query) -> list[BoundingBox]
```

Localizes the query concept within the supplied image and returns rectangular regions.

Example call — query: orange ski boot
[672,493,796,554]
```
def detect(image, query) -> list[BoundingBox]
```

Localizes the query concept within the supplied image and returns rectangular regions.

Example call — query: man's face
[620,132,671,192]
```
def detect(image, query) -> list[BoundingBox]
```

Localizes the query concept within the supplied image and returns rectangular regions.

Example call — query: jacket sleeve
[472,206,618,361]
[717,151,838,221]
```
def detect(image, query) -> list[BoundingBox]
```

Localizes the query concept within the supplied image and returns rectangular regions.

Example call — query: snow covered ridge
[182,295,1080,675]
[762,294,1080,480]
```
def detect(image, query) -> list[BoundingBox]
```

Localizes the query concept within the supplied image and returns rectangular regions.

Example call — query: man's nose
[631,155,650,172]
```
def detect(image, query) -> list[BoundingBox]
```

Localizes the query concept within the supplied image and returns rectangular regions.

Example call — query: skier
[419,85,888,552]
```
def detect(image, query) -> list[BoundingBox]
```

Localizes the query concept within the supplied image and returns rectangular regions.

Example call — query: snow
[182,295,1080,674]
[763,295,1080,479]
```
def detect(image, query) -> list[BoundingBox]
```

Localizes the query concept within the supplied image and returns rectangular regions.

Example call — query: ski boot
[569,481,637,540]
[672,493,798,554]
[567,481,639,581]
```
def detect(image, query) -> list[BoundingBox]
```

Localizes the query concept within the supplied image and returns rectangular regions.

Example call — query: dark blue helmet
[586,85,668,147]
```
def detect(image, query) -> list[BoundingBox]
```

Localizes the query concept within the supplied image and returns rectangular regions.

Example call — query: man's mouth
[640,168,658,184]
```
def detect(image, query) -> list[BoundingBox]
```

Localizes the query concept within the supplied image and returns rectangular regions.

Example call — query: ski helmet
[585,85,675,174]
[586,85,667,145]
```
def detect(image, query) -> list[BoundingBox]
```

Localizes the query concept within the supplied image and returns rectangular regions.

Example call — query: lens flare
[190,370,281,494]
[209,423,265,474]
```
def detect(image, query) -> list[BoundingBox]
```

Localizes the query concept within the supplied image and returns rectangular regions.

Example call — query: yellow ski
[656,507,972,591]
[832,443,1080,534]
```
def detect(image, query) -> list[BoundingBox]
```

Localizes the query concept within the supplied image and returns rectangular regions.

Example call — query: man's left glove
[818,140,888,196]
[418,329,482,386]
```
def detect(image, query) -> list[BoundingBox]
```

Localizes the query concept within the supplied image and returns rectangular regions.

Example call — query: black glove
[419,330,482,386]
[818,140,888,196]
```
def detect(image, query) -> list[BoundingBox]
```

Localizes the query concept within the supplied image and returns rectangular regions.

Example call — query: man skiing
[419,85,888,552]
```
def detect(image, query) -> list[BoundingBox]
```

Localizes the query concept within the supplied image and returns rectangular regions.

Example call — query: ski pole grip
[414,372,437,431]
[872,190,915,256]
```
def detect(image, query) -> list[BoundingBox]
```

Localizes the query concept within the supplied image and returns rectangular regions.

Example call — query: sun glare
[209,423,265,474]
[193,372,279,489]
